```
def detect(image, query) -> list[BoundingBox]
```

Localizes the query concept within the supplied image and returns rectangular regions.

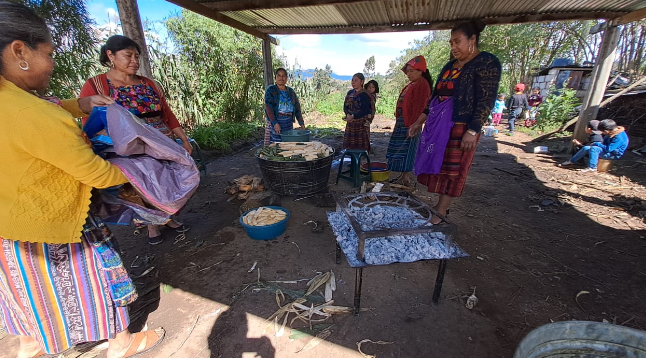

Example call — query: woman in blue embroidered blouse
[343,73,373,151]
[264,68,304,145]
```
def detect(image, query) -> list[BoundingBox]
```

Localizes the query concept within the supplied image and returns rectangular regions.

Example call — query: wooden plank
[165,0,276,41]
[614,6,646,25]
[203,0,382,12]
[253,11,626,34]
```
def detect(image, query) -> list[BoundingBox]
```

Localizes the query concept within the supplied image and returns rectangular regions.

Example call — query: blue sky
[87,0,431,76]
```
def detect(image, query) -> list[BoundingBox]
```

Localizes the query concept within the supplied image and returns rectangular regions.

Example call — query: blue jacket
[592,127,629,157]
[264,85,303,126]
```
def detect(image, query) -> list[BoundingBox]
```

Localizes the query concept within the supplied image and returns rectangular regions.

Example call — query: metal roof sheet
[176,0,646,35]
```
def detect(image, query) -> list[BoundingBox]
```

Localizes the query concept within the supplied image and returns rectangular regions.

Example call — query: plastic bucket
[361,162,390,182]
[239,206,290,240]
[514,321,646,358]
[281,130,311,142]
[256,151,334,196]
[597,159,613,172]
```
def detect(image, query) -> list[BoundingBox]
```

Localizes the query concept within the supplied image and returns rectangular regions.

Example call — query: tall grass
[190,122,262,151]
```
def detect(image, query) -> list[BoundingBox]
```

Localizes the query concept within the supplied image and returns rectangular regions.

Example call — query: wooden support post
[262,36,274,88]
[572,23,619,145]
[115,0,153,78]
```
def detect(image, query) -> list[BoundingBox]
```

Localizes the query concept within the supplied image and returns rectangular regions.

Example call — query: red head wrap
[514,83,526,92]
[401,55,427,74]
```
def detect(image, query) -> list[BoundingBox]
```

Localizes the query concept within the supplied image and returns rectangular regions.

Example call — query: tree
[363,56,376,78]
[19,0,100,98]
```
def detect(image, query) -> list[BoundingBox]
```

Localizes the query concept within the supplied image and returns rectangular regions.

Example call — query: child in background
[364,80,379,126]
[506,83,529,135]
[526,87,543,126]
[572,119,603,152]
[491,93,506,126]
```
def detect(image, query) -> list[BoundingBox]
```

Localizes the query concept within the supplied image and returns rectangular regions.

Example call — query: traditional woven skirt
[386,117,420,172]
[417,123,480,197]
[0,214,133,354]
[343,118,370,151]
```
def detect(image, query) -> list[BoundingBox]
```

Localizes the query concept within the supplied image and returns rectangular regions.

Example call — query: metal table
[332,191,458,315]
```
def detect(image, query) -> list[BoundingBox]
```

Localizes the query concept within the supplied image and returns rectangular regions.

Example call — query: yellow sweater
[0,77,127,244]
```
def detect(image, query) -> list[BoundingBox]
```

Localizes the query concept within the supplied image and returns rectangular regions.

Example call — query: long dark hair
[364,79,379,94]
[0,1,50,74]
[421,70,434,92]
[99,35,141,67]
[451,20,486,46]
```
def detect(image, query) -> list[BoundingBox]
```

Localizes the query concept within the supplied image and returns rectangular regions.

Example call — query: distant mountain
[294,69,352,81]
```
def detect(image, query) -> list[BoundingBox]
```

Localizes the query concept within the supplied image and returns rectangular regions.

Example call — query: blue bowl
[239,206,290,240]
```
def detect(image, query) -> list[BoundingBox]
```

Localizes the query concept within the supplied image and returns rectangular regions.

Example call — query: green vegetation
[190,122,262,151]
[535,87,580,131]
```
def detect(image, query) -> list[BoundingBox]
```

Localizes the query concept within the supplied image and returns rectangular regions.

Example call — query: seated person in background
[561,119,629,172]
[572,119,603,152]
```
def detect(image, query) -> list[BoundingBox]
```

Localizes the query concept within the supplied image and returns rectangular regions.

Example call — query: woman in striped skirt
[0,3,163,357]
[386,56,433,186]
[409,20,501,224]
[342,73,372,151]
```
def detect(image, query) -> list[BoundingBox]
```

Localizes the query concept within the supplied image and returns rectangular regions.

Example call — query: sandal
[121,328,165,358]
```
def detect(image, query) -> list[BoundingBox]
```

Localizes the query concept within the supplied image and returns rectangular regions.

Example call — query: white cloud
[287,34,321,48]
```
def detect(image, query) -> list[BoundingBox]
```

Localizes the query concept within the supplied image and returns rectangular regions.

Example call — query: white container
[533,146,549,154]
[484,126,498,137]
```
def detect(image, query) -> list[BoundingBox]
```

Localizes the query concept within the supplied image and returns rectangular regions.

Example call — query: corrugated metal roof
[188,0,646,34]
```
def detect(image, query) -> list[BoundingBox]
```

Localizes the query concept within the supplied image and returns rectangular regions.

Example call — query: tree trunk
[115,0,153,78]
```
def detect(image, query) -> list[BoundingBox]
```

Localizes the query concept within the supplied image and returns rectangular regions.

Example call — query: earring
[19,60,29,71]
[468,44,474,54]
[110,61,115,68]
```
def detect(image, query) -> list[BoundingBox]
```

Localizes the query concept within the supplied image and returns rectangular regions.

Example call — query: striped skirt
[416,123,480,197]
[343,117,370,151]
[0,215,133,354]
[386,117,420,172]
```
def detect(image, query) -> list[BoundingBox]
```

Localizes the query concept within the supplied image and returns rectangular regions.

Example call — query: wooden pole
[262,36,274,88]
[115,0,153,78]
[572,24,619,145]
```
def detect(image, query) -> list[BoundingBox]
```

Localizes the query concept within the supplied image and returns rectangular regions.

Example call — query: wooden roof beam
[164,0,277,43]
[255,11,627,34]
[613,6,646,25]
[201,0,382,12]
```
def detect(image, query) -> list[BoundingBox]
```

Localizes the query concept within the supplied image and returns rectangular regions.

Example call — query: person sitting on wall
[560,119,629,173]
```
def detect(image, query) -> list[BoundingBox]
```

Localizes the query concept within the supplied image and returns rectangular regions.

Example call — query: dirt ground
[3,114,646,358]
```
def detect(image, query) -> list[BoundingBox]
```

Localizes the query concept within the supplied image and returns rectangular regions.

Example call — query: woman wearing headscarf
[264,67,304,145]
[80,35,190,245]
[0,2,164,357]
[409,20,501,224]
[342,73,372,151]
[386,55,433,186]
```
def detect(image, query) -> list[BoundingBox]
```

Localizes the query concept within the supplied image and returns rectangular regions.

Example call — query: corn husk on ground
[264,270,360,338]
[225,175,264,201]
[257,141,333,161]
[241,207,287,226]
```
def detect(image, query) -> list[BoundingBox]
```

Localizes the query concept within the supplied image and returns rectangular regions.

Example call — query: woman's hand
[78,95,114,114]
[461,132,478,151]
[407,122,422,138]
[299,124,306,130]
[346,114,354,122]
[273,123,281,134]
[181,140,193,155]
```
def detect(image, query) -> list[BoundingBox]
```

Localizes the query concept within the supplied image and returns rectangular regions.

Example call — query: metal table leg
[432,259,448,305]
[353,267,363,316]
[335,242,342,264]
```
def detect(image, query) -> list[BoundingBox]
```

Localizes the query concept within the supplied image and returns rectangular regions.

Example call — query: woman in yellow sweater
[0,2,163,358]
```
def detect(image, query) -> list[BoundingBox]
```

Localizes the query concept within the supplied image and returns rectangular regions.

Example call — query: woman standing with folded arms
[0,2,164,357]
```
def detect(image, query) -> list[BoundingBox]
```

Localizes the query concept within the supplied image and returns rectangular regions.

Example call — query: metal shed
[116,0,646,142]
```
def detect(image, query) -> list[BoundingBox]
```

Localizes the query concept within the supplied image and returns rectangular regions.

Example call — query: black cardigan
[425,51,501,132]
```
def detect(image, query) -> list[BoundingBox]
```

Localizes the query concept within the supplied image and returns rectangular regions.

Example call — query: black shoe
[148,235,163,245]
